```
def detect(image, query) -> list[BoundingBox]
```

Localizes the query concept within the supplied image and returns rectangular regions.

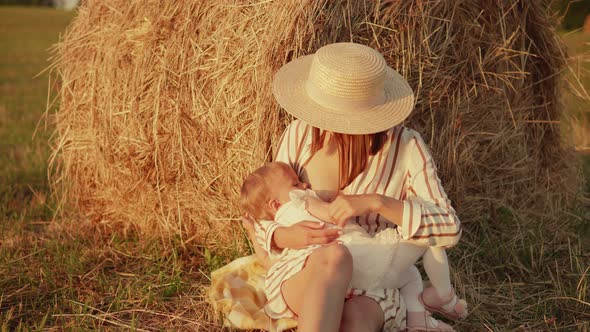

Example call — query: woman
[242,43,463,332]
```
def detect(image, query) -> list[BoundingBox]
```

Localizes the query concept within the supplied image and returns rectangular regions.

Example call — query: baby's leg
[385,237,453,303]
[378,241,426,287]
[423,247,452,298]
[397,265,425,312]
[421,247,468,320]
[384,241,467,321]
[398,266,455,331]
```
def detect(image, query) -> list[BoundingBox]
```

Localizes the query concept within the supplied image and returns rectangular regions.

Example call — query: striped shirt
[254,120,462,319]
[255,120,461,252]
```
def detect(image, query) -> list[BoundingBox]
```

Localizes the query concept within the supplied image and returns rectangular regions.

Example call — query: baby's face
[272,167,308,205]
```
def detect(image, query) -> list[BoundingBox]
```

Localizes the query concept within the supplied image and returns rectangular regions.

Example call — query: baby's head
[240,161,308,220]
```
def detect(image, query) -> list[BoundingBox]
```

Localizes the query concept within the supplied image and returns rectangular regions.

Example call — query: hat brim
[272,54,415,135]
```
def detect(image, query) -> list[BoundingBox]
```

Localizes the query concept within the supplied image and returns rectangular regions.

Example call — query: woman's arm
[245,215,340,257]
[327,131,461,247]
[327,193,397,227]
[393,132,461,247]
[273,222,342,249]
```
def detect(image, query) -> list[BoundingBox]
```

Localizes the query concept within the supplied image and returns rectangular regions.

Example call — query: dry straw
[49,0,580,248]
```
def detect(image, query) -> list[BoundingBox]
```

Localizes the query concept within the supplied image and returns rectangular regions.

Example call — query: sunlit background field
[0,5,588,331]
[1,7,213,330]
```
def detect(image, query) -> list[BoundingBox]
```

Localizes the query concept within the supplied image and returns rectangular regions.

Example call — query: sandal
[406,311,455,332]
[418,287,468,321]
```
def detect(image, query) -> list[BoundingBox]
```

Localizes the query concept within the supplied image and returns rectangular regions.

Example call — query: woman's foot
[419,287,468,321]
[406,311,454,332]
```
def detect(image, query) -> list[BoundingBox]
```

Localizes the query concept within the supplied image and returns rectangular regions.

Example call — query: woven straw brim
[272,55,415,135]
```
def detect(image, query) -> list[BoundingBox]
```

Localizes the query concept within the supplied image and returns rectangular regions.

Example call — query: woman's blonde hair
[310,128,388,189]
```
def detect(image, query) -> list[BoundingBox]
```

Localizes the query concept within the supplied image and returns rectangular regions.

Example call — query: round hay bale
[50,0,579,245]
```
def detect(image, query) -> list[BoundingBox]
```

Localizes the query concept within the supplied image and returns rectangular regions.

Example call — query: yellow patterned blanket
[209,255,297,332]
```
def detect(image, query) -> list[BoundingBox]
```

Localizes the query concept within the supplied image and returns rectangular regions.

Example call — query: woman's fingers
[309,228,341,239]
[300,227,341,246]
[333,217,347,228]
[308,228,341,245]
[329,198,349,223]
[243,213,256,223]
[330,208,348,226]
[296,220,326,229]
[309,235,340,245]
[241,215,257,240]
[241,217,254,231]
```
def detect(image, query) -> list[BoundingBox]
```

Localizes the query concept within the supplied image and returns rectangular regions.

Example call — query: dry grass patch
[0,220,233,331]
[1,211,588,330]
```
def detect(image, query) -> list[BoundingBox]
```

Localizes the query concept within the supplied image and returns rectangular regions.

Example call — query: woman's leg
[339,296,384,332]
[281,243,353,332]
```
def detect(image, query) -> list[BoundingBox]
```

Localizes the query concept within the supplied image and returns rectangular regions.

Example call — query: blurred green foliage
[554,0,590,30]
[0,0,51,6]
[0,7,73,220]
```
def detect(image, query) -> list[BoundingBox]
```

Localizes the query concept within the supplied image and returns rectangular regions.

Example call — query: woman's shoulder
[277,119,307,143]
[283,119,311,135]
[388,125,424,148]
[381,126,429,170]
[275,119,312,162]
[278,119,312,148]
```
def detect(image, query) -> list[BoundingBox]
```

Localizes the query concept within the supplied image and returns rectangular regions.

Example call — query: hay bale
[50,0,579,245]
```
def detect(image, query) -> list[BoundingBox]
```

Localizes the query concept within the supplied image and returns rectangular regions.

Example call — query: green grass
[0,6,72,220]
[0,221,221,330]
[0,6,588,331]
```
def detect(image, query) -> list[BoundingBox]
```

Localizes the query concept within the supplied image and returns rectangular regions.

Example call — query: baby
[241,162,465,329]
[241,161,405,289]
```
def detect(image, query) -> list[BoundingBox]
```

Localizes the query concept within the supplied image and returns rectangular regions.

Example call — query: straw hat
[272,42,415,135]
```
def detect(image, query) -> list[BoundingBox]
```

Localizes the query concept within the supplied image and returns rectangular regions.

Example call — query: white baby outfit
[273,189,401,290]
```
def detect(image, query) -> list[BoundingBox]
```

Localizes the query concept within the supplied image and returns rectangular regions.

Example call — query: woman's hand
[328,193,383,227]
[273,221,342,250]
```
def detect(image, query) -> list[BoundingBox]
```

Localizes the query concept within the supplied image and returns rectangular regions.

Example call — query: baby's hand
[331,217,348,228]
[305,195,340,226]
[328,194,380,226]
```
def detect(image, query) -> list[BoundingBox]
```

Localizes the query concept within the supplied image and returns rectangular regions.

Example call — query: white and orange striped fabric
[255,120,462,330]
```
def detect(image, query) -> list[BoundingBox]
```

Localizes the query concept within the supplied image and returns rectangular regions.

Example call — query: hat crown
[272,41,415,134]
[305,43,387,111]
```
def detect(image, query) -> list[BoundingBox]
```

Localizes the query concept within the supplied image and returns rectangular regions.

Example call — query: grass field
[0,6,72,221]
[0,6,588,331]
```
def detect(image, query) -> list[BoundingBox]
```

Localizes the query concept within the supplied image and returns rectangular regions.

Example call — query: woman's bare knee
[307,244,353,278]
[282,245,352,315]
[340,296,384,332]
